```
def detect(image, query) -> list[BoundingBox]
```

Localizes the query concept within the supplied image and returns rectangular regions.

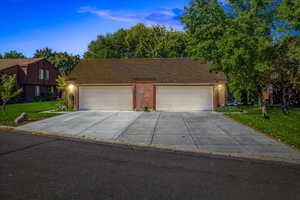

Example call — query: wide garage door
[156,86,213,111]
[79,86,133,110]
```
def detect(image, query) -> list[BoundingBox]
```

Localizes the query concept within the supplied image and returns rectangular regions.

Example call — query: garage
[68,59,227,111]
[156,86,213,111]
[79,86,133,110]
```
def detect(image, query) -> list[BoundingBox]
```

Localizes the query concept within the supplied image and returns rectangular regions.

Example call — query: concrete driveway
[19,111,300,160]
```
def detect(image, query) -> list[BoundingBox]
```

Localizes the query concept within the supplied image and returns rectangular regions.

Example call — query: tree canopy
[1,50,26,59]
[182,0,300,110]
[33,48,80,75]
[84,24,189,59]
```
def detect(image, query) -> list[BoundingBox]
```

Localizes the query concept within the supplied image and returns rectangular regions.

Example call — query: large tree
[33,48,80,75]
[272,0,300,112]
[182,0,300,116]
[84,24,189,59]
[2,50,26,59]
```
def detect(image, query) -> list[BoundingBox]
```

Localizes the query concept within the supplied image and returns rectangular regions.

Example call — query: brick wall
[213,84,226,110]
[23,59,59,86]
[134,82,155,111]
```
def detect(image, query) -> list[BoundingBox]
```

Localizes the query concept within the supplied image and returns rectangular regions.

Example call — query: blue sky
[0,0,190,57]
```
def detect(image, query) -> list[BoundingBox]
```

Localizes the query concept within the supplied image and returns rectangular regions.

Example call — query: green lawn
[224,106,300,150]
[0,101,60,126]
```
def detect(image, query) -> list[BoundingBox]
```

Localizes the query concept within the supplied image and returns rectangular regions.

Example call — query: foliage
[84,24,189,59]
[55,75,68,110]
[0,74,23,110]
[56,97,67,111]
[68,93,75,111]
[33,48,80,75]
[1,50,26,59]
[182,0,274,102]
[182,0,300,113]
[270,35,300,111]
[56,75,67,91]
[0,101,59,126]
[215,106,243,113]
[226,106,300,150]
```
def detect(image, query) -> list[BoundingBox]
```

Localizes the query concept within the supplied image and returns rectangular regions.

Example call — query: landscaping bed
[0,101,60,126]
[220,106,300,150]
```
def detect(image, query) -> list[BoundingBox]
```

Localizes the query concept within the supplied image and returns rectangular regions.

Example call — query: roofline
[69,82,227,86]
[0,64,19,72]
[154,82,227,86]
[0,58,46,71]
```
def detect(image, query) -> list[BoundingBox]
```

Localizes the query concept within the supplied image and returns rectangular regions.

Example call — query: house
[66,58,227,111]
[0,58,59,101]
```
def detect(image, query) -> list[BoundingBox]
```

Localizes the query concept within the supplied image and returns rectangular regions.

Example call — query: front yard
[223,106,300,150]
[0,101,60,126]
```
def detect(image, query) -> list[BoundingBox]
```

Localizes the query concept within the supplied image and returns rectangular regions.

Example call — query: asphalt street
[0,129,300,200]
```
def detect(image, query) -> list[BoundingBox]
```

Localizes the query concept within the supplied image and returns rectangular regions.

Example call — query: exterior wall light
[68,84,75,92]
[218,84,223,89]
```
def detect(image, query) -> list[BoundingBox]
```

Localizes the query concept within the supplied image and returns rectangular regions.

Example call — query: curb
[1,125,300,165]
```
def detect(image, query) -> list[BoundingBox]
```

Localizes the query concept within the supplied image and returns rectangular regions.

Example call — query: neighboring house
[0,58,59,101]
[263,69,300,106]
[67,58,227,111]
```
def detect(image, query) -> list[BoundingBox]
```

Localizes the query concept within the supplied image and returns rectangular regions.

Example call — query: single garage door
[79,86,133,110]
[156,86,213,111]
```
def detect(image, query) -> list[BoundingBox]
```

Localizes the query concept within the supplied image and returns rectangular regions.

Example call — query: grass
[0,101,60,126]
[216,106,243,112]
[225,106,300,150]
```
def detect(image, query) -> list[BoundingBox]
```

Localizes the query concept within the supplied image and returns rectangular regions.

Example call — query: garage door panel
[156,86,212,111]
[79,86,133,110]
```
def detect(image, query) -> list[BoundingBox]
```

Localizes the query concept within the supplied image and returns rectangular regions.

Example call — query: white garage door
[79,86,133,110]
[156,86,213,111]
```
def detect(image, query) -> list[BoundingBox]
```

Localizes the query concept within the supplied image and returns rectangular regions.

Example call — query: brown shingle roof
[0,58,44,71]
[68,58,226,84]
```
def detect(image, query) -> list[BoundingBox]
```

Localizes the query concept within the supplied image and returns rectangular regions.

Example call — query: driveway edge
[220,113,300,152]
[2,125,299,165]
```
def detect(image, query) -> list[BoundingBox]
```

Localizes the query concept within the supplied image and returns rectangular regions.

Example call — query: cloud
[78,6,184,30]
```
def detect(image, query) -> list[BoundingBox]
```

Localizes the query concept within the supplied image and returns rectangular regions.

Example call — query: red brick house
[0,58,59,101]
[67,58,227,111]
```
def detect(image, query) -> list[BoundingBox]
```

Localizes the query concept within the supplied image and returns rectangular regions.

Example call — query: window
[49,86,54,94]
[39,69,44,80]
[45,70,49,80]
[35,86,40,96]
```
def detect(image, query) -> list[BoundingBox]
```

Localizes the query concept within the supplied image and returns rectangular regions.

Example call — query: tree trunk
[261,100,270,119]
[247,91,250,105]
[2,101,7,112]
[282,88,289,115]
[258,96,262,107]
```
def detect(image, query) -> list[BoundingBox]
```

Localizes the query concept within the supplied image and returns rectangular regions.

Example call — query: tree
[84,24,189,59]
[272,0,300,113]
[2,50,26,59]
[33,48,80,75]
[0,74,22,111]
[55,75,68,111]
[56,75,67,91]
[181,0,297,118]
[33,47,55,60]
[270,35,300,113]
